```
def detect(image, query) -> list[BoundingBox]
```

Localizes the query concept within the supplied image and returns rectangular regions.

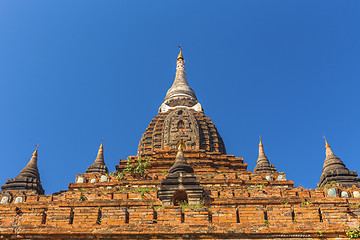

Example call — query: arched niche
[173,189,188,206]
[162,108,200,150]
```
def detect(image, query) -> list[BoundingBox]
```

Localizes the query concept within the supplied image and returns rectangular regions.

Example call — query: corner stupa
[1,146,44,195]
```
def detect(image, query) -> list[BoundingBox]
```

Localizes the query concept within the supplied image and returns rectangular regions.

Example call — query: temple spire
[318,138,360,188]
[1,146,44,195]
[177,45,183,59]
[159,46,202,113]
[324,137,334,156]
[18,145,40,179]
[86,139,109,174]
[253,137,277,173]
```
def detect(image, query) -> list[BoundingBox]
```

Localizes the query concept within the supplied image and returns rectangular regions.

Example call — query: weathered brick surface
[267,205,293,225]
[46,207,71,227]
[73,207,99,226]
[101,206,126,225]
[0,151,359,239]
[156,206,182,225]
[239,205,266,227]
[129,207,154,224]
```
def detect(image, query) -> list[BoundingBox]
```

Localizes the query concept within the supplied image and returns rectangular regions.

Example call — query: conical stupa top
[258,137,265,157]
[18,145,40,179]
[318,138,360,188]
[253,137,277,173]
[1,146,44,195]
[321,138,346,172]
[168,140,194,174]
[86,140,108,174]
[159,46,202,113]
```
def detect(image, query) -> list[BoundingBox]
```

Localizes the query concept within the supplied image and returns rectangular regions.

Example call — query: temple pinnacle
[177,45,183,59]
[253,137,277,173]
[33,144,39,156]
[100,137,103,149]
[86,140,108,174]
[168,143,194,174]
[158,46,202,113]
[1,147,44,195]
[318,138,360,188]
[324,137,334,156]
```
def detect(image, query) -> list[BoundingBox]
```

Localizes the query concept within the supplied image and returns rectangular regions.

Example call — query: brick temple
[1,47,360,239]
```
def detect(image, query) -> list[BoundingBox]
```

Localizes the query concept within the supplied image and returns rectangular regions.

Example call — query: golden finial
[100,137,103,149]
[177,139,186,150]
[177,45,183,59]
[259,136,263,147]
[324,137,330,149]
[33,144,39,156]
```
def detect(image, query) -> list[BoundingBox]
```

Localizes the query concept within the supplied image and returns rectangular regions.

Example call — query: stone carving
[100,175,108,182]
[341,191,349,197]
[277,174,286,181]
[353,191,360,198]
[163,109,200,151]
[90,178,96,183]
[76,177,84,183]
[138,109,226,155]
[327,188,337,197]
[14,196,23,203]
[0,196,9,204]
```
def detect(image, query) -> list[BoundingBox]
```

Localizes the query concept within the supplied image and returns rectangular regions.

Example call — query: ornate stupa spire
[159,46,202,113]
[1,145,44,195]
[253,137,277,173]
[86,139,109,174]
[317,138,360,188]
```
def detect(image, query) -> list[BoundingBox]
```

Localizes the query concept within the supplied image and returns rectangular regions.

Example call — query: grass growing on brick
[179,201,206,210]
[346,227,360,239]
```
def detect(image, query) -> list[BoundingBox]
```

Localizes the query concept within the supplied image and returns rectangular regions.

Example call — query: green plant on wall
[350,203,360,208]
[79,188,86,201]
[247,184,265,192]
[179,201,205,210]
[110,156,150,179]
[347,227,360,239]
[321,181,339,189]
[315,230,323,237]
[300,201,312,206]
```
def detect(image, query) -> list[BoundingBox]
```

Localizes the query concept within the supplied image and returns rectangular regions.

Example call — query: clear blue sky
[0,1,359,194]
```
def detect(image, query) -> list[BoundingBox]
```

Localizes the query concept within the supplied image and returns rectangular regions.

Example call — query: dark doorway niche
[173,189,188,206]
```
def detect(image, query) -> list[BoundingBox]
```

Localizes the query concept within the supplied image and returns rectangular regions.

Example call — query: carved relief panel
[163,109,200,150]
